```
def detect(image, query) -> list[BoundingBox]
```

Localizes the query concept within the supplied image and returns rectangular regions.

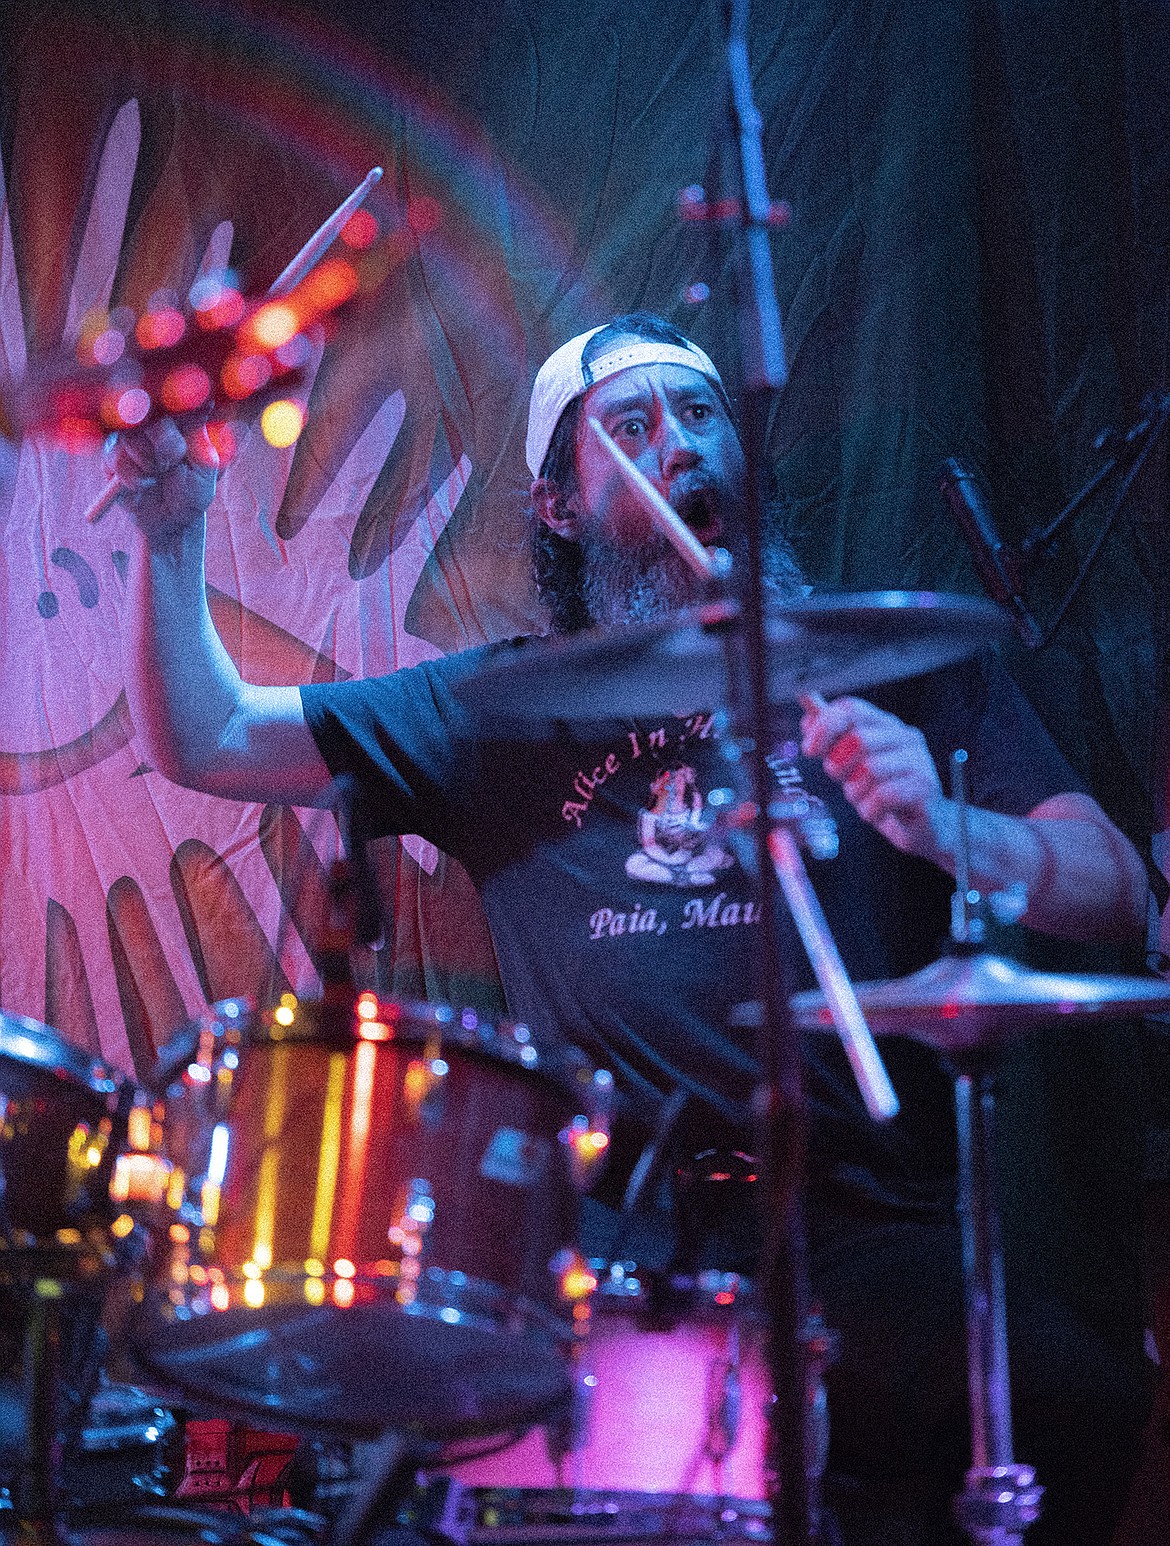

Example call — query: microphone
[938,459,1043,648]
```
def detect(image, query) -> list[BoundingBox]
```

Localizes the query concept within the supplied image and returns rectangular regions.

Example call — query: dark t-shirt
[302,643,1079,1216]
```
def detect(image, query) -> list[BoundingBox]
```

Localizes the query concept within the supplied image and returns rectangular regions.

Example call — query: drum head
[136,1295,573,1435]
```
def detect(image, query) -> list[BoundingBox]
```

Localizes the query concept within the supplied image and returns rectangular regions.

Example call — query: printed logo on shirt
[624,764,734,888]
[555,714,819,944]
[582,727,752,943]
[558,715,717,830]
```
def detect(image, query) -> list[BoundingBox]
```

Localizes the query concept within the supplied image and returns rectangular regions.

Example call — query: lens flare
[341,208,377,249]
[135,308,186,350]
[160,364,212,413]
[261,399,306,448]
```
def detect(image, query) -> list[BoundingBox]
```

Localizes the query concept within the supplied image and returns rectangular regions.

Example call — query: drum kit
[2,593,1169,1546]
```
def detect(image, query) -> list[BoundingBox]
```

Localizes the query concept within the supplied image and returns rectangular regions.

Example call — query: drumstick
[266,166,383,298]
[588,418,835,725]
[586,416,717,582]
[576,445,878,1104]
[576,443,877,1107]
[770,825,899,1122]
[85,167,384,525]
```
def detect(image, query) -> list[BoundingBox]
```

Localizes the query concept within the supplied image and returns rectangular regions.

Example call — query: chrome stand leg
[952,1064,1043,1546]
[8,1280,70,1546]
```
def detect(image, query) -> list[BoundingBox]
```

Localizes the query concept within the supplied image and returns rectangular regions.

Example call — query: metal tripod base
[954,1462,1044,1545]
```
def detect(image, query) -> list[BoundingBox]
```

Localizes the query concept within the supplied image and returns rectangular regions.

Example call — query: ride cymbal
[460,592,1010,723]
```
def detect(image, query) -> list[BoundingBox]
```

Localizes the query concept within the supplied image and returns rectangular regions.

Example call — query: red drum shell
[131,998,599,1437]
[0,1011,126,1251]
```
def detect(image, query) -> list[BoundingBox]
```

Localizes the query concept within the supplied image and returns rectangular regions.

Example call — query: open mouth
[674,488,721,547]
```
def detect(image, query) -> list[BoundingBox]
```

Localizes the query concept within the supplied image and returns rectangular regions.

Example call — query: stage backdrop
[0,0,1166,1355]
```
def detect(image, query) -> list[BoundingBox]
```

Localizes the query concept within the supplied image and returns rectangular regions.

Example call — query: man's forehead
[583,361,724,411]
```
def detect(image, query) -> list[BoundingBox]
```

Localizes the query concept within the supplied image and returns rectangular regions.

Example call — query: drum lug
[704,1321,742,1462]
[418,1473,470,1545]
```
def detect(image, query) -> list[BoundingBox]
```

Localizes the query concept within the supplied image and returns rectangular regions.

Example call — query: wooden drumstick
[586,416,718,582]
[85,167,384,525]
[770,825,899,1121]
[780,688,896,1119]
[266,166,383,298]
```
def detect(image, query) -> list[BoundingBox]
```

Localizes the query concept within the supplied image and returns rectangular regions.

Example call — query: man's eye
[616,418,646,437]
[687,403,712,422]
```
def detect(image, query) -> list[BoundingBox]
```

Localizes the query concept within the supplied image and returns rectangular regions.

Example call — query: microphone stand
[710,3,821,1538]
[1023,388,1170,644]
[949,389,1170,648]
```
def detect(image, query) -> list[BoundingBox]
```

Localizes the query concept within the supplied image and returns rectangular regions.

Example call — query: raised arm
[800,695,1148,945]
[117,419,334,806]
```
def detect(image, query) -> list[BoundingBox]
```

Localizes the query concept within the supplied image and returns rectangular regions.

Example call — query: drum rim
[151,995,606,1107]
[0,1009,122,1095]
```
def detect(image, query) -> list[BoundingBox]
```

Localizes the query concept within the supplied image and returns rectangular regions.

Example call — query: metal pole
[952,1060,1043,1545]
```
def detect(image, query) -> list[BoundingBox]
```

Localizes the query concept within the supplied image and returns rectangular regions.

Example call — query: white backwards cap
[525,325,724,478]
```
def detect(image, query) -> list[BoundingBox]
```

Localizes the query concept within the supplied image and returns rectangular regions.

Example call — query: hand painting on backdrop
[0,102,466,1074]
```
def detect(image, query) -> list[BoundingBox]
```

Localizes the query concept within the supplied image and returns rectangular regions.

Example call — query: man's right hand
[107,417,218,539]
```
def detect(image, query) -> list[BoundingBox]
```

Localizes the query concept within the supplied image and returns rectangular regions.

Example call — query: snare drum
[436,1265,774,1543]
[130,996,610,1437]
[0,1012,127,1262]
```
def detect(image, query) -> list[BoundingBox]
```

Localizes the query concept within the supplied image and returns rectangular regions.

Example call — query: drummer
[115,313,1150,1545]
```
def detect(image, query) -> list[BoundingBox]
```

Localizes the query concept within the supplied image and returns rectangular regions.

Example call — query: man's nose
[657,414,701,478]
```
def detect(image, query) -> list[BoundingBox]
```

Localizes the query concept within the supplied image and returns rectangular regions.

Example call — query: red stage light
[243,301,299,353]
[55,416,104,452]
[194,287,246,331]
[109,387,151,427]
[160,363,212,414]
[220,353,273,400]
[341,208,377,250]
[135,307,186,351]
[297,256,359,313]
[202,421,237,466]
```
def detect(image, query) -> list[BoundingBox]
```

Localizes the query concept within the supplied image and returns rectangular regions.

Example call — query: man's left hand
[800,695,946,857]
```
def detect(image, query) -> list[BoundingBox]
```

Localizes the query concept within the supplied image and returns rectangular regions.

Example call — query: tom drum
[129,995,611,1437]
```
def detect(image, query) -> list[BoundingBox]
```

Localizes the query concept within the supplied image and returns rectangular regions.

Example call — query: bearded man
[117,313,1150,1543]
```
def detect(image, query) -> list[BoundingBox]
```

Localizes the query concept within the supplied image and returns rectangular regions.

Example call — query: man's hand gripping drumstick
[86,167,383,525]
[586,416,898,1122]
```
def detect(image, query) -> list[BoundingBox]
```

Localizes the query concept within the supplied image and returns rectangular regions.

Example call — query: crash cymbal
[790,950,1170,1053]
[460,592,1010,722]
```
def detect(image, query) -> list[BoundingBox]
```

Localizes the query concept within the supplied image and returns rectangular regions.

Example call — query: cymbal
[790,951,1170,1053]
[462,592,1010,721]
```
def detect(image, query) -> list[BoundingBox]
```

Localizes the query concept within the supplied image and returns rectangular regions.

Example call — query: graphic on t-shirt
[766,741,839,860]
[625,765,735,887]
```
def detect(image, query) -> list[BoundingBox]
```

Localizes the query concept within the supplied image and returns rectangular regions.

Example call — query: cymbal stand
[950,1055,1043,1546]
[15,1281,68,1546]
[327,1429,444,1546]
[945,752,1043,1544]
[701,0,818,1536]
[0,1248,94,1546]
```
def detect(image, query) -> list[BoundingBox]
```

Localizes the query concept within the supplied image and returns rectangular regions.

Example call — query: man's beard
[578,527,704,627]
[577,475,747,627]
[533,482,806,635]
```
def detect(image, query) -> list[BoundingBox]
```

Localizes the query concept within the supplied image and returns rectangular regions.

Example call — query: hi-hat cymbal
[461,592,1009,722]
[790,951,1170,1053]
